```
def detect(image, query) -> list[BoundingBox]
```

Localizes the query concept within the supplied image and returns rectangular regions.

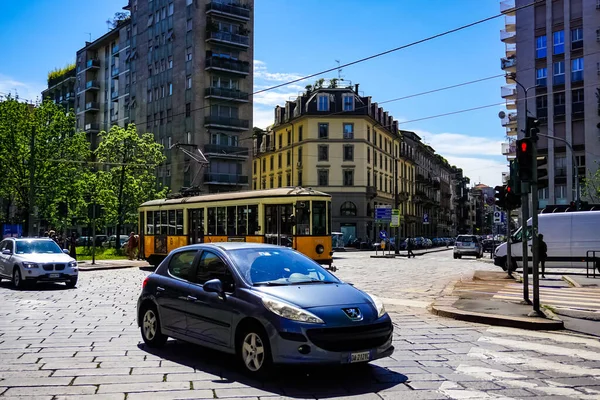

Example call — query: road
[1,251,599,399]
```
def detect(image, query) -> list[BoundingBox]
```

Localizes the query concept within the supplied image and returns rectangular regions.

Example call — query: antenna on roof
[335,60,344,81]
[85,32,91,42]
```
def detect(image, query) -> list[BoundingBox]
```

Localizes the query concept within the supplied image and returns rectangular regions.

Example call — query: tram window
[328,201,332,235]
[160,210,167,235]
[281,204,293,235]
[313,201,327,235]
[296,202,310,236]
[265,205,277,234]
[237,205,247,235]
[208,208,216,235]
[248,205,259,234]
[217,207,226,235]
[168,210,176,235]
[176,210,183,235]
[227,206,237,236]
[146,211,154,234]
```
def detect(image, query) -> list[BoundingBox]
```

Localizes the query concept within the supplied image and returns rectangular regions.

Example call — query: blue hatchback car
[137,242,394,374]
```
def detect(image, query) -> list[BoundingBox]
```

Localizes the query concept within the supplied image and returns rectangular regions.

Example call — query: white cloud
[0,74,45,103]
[445,156,507,188]
[254,60,306,83]
[253,107,274,130]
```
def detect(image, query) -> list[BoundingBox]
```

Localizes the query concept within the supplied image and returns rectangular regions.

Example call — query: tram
[138,187,333,268]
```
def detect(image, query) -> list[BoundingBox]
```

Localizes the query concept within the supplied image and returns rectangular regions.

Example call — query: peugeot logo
[343,307,363,321]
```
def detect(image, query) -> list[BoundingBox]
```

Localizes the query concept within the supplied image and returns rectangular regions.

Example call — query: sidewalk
[77,259,151,271]
[370,246,453,258]
[430,270,564,331]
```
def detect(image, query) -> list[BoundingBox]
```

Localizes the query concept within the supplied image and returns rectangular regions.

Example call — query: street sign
[494,211,501,224]
[375,205,392,222]
[423,213,429,225]
[390,209,400,227]
[379,230,387,239]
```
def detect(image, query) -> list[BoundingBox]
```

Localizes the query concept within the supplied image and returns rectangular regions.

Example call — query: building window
[186,47,192,61]
[147,89,152,102]
[367,126,371,142]
[168,2,174,15]
[340,201,357,216]
[278,154,282,168]
[186,0,192,5]
[277,175,282,188]
[168,83,173,96]
[318,145,329,161]
[374,151,377,167]
[554,92,566,116]
[167,109,172,123]
[185,103,191,117]
[317,94,329,111]
[553,61,565,85]
[535,35,547,59]
[553,30,564,55]
[343,170,354,186]
[571,58,583,82]
[186,19,192,31]
[536,95,548,118]
[367,148,370,163]
[286,173,290,186]
[555,184,566,201]
[262,158,266,172]
[318,170,329,186]
[571,27,583,50]
[298,125,303,141]
[555,156,567,177]
[286,151,291,166]
[287,131,291,145]
[318,123,328,139]
[572,89,584,115]
[536,68,547,86]
[343,145,354,162]
[187,75,192,89]
[168,56,173,69]
[278,134,282,149]
[342,94,354,111]
[343,123,354,139]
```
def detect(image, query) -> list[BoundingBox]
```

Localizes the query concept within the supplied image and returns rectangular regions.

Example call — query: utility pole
[530,123,541,315]
[394,154,400,255]
[27,126,36,237]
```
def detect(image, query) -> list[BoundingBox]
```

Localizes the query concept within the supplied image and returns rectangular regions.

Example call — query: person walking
[127,232,137,260]
[406,236,416,258]
[538,233,548,278]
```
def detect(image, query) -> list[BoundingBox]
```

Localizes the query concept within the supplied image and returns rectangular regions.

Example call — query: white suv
[0,238,79,289]
[453,235,483,259]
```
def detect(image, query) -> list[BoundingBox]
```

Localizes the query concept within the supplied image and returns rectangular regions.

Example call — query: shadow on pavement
[0,280,72,291]
[139,340,407,397]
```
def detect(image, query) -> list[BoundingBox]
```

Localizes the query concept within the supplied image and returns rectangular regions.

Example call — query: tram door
[264,204,294,247]
[188,208,204,244]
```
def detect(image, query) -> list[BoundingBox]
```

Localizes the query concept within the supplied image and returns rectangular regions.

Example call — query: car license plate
[49,273,59,278]
[350,351,370,363]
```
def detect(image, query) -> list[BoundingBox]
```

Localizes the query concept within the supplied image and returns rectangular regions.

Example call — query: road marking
[486,326,600,349]
[478,336,600,361]
[438,381,517,400]
[380,297,430,309]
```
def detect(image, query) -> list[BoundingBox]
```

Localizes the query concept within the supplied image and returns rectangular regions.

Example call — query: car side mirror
[2,249,12,255]
[203,279,224,296]
[63,249,70,254]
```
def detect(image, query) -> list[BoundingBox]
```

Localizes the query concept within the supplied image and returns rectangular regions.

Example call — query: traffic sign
[494,211,501,224]
[423,213,429,225]
[379,230,387,239]
[375,205,392,222]
[390,209,400,227]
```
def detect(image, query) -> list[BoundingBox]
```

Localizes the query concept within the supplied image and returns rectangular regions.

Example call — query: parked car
[481,239,497,253]
[0,238,78,289]
[137,243,394,375]
[453,235,483,259]
[102,235,128,249]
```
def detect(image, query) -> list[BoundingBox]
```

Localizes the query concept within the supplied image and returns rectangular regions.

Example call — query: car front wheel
[140,306,167,347]
[237,324,271,376]
[12,268,24,289]
[65,277,78,289]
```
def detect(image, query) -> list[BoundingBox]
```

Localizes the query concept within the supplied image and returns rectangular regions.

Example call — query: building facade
[500,0,598,209]
[42,66,76,113]
[126,0,254,193]
[252,85,417,244]
[452,167,471,234]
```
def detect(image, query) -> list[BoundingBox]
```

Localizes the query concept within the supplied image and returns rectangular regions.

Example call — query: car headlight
[366,293,386,318]
[68,261,78,268]
[22,262,39,269]
[262,297,324,324]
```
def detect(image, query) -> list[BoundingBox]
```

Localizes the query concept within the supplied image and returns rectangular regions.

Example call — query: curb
[562,275,583,288]
[430,301,564,330]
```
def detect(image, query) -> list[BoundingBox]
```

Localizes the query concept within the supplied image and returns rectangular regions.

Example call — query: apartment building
[126,0,254,192]
[42,65,76,113]
[74,19,132,150]
[500,0,599,209]
[252,84,416,243]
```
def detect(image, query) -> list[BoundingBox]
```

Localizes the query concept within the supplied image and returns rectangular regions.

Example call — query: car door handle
[187,295,198,302]
[156,286,165,292]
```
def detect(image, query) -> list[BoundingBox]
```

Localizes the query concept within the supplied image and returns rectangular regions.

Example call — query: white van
[494,211,600,271]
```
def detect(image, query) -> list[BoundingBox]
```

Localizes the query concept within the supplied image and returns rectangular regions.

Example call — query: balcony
[555,167,567,178]
[204,173,249,185]
[206,31,249,48]
[112,45,120,56]
[85,80,100,91]
[111,91,119,101]
[204,115,249,130]
[554,104,566,117]
[84,123,100,132]
[111,68,120,78]
[205,56,250,75]
[506,99,516,110]
[61,93,75,104]
[86,59,100,70]
[504,15,516,32]
[501,85,517,99]
[206,1,250,21]
[500,0,515,15]
[505,42,516,57]
[573,102,584,116]
[84,102,99,112]
[110,114,119,122]
[501,141,516,157]
[500,29,516,43]
[501,57,516,71]
[204,144,249,157]
[501,112,517,128]
[204,87,249,101]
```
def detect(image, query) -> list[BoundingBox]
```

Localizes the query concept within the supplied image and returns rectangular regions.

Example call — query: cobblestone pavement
[1,252,599,399]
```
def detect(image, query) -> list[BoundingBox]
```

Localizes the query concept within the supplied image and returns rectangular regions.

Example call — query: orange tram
[138,187,334,268]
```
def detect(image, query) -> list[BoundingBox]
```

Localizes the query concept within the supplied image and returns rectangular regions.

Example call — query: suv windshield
[228,248,339,286]
[15,240,62,254]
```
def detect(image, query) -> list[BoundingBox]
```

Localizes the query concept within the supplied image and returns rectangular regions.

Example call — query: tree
[107,12,130,30]
[0,96,91,234]
[95,124,166,249]
[582,161,600,203]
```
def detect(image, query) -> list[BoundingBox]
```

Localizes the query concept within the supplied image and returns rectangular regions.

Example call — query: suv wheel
[65,277,78,289]
[12,268,23,289]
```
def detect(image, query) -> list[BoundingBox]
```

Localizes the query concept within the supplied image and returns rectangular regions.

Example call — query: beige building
[253,85,417,243]
[500,0,599,208]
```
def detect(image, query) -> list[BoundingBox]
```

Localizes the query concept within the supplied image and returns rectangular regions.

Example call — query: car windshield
[15,240,62,254]
[228,248,340,286]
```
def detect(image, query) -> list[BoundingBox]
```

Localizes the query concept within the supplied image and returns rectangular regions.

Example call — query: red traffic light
[506,186,512,193]
[520,142,528,152]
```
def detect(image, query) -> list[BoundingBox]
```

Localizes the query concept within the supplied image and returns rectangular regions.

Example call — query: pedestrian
[127,232,137,260]
[537,233,548,278]
[69,232,77,260]
[135,234,142,260]
[406,236,416,258]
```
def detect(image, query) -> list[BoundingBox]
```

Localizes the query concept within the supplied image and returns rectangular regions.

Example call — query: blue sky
[0,0,507,186]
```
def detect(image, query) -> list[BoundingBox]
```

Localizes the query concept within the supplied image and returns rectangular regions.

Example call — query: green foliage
[581,161,600,203]
[108,12,130,29]
[94,124,166,242]
[47,64,76,85]
[75,246,126,260]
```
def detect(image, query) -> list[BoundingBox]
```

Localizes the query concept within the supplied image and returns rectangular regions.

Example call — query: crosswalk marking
[478,336,600,361]
[439,381,517,400]
[486,326,600,349]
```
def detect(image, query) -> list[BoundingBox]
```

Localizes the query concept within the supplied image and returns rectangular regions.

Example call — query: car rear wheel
[141,306,167,347]
[237,324,271,376]
[12,268,23,289]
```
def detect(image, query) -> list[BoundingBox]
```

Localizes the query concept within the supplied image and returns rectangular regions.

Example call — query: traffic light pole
[531,138,541,315]
[521,183,531,305]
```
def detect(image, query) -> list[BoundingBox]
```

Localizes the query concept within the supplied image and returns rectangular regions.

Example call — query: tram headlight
[315,244,324,254]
